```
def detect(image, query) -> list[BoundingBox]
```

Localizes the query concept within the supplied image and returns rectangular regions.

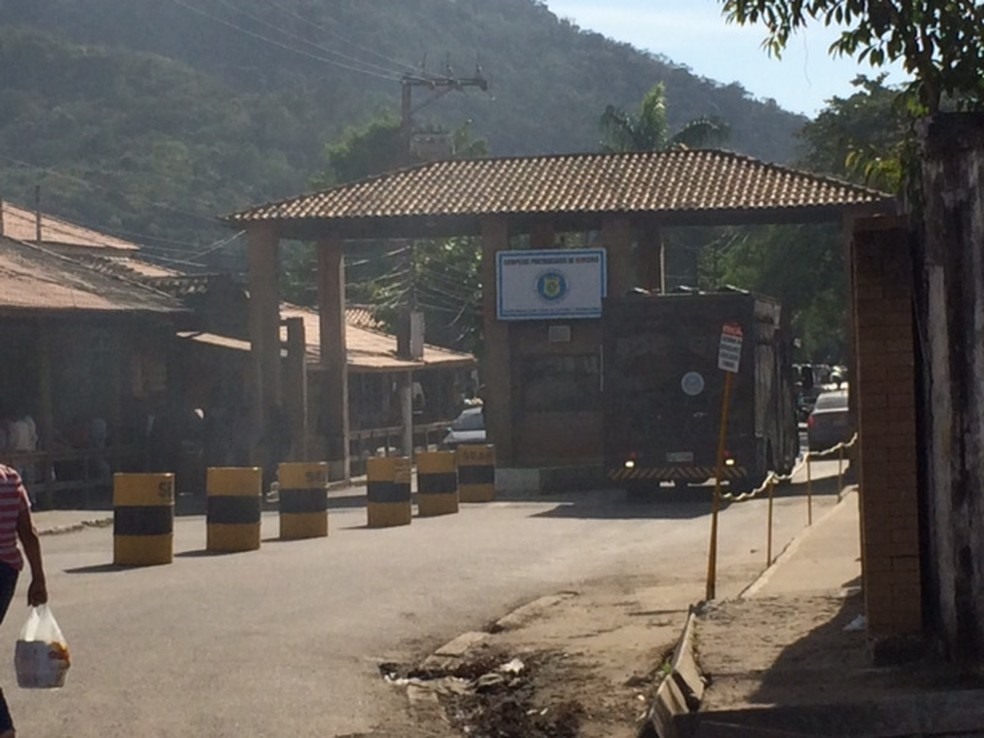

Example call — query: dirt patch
[442,650,585,738]
[388,579,693,737]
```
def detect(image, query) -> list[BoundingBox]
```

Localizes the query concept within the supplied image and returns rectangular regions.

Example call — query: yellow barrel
[278,462,329,540]
[416,451,458,517]
[366,457,412,528]
[456,444,496,503]
[113,473,174,566]
[206,467,262,552]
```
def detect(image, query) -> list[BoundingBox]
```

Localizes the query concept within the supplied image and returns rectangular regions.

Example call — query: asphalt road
[3,464,843,737]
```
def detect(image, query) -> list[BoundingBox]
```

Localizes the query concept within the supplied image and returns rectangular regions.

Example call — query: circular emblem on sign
[681,371,705,397]
[535,271,568,302]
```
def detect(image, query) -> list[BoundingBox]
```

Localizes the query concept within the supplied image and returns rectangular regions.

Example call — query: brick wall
[852,216,922,638]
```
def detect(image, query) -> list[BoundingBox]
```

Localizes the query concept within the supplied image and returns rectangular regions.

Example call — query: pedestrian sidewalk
[685,489,984,737]
[695,489,868,713]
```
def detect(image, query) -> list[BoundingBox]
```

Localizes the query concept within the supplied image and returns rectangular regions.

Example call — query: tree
[798,74,909,192]
[721,0,984,112]
[599,82,729,152]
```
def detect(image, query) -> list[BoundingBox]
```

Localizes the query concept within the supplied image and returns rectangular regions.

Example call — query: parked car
[807,389,852,451]
[441,406,486,449]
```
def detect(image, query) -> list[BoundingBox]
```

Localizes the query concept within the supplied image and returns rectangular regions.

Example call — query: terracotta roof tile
[226,150,892,227]
[280,304,474,372]
[0,237,183,314]
[0,201,140,251]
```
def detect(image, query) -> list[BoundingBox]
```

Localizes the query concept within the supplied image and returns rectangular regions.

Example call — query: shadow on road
[527,487,716,520]
[63,562,136,574]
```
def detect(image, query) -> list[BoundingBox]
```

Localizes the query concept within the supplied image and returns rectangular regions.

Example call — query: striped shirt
[0,465,28,570]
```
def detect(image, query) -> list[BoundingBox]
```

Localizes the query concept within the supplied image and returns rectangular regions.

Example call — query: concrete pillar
[283,317,308,461]
[480,217,514,464]
[400,371,413,458]
[601,216,635,297]
[316,234,350,480]
[638,228,665,293]
[246,222,282,453]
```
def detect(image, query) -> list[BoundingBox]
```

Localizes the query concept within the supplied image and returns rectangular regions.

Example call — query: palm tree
[600,83,729,152]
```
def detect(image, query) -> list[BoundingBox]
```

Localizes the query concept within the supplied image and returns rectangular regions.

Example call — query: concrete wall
[914,114,984,668]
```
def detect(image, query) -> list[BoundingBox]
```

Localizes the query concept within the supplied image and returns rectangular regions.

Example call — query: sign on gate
[717,322,743,373]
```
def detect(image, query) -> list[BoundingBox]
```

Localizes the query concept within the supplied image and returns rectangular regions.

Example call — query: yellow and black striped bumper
[608,465,748,481]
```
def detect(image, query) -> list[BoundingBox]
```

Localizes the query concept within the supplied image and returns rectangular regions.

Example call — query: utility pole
[395,62,488,457]
[399,64,488,166]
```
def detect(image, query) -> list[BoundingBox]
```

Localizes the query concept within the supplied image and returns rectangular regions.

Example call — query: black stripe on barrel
[458,465,495,485]
[280,488,328,514]
[418,472,457,494]
[114,507,174,536]
[207,496,261,525]
[367,479,411,503]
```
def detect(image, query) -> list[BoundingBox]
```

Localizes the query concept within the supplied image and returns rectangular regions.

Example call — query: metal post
[767,476,775,567]
[837,444,845,495]
[706,371,734,601]
[806,451,813,526]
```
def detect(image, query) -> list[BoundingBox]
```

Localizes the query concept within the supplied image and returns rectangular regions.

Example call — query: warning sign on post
[718,322,743,373]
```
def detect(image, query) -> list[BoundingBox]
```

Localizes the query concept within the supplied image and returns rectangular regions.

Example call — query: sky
[544,0,908,118]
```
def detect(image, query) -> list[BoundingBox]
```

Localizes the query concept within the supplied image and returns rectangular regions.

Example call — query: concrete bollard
[206,467,262,552]
[366,457,412,528]
[278,462,329,540]
[456,444,496,503]
[113,473,174,566]
[416,451,458,517]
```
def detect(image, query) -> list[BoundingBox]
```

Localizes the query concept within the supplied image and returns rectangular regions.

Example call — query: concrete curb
[739,487,857,600]
[38,517,113,536]
[643,486,860,737]
[644,608,704,738]
[489,592,577,632]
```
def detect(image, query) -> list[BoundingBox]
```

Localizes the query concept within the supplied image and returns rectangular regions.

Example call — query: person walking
[0,464,48,737]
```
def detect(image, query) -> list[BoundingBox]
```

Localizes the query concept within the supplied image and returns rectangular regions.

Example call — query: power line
[210,0,409,80]
[268,1,429,80]
[169,0,403,83]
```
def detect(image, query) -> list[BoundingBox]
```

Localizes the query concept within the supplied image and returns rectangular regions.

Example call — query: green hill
[0,0,807,257]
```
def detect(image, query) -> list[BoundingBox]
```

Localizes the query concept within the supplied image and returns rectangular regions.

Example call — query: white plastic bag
[14,605,70,689]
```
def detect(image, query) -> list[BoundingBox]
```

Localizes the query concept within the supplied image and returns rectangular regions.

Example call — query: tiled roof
[70,253,183,281]
[226,150,893,231]
[0,237,183,314]
[280,304,475,372]
[345,304,382,331]
[177,305,474,371]
[0,200,140,252]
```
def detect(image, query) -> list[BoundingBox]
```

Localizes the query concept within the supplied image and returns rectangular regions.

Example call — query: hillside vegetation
[0,0,806,257]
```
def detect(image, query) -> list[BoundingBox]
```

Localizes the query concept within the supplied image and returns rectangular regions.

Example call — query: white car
[441,406,486,449]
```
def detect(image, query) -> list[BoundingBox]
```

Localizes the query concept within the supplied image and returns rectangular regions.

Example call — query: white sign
[681,371,705,396]
[497,248,607,320]
[717,322,743,373]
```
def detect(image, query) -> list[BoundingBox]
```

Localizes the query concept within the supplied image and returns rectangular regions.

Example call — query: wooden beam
[316,234,350,480]
[246,222,282,457]
[283,317,308,461]
[601,216,635,297]
[480,217,514,464]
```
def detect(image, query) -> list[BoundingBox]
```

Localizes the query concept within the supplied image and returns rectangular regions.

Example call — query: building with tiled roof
[0,200,140,254]
[228,147,896,477]
[227,149,893,237]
